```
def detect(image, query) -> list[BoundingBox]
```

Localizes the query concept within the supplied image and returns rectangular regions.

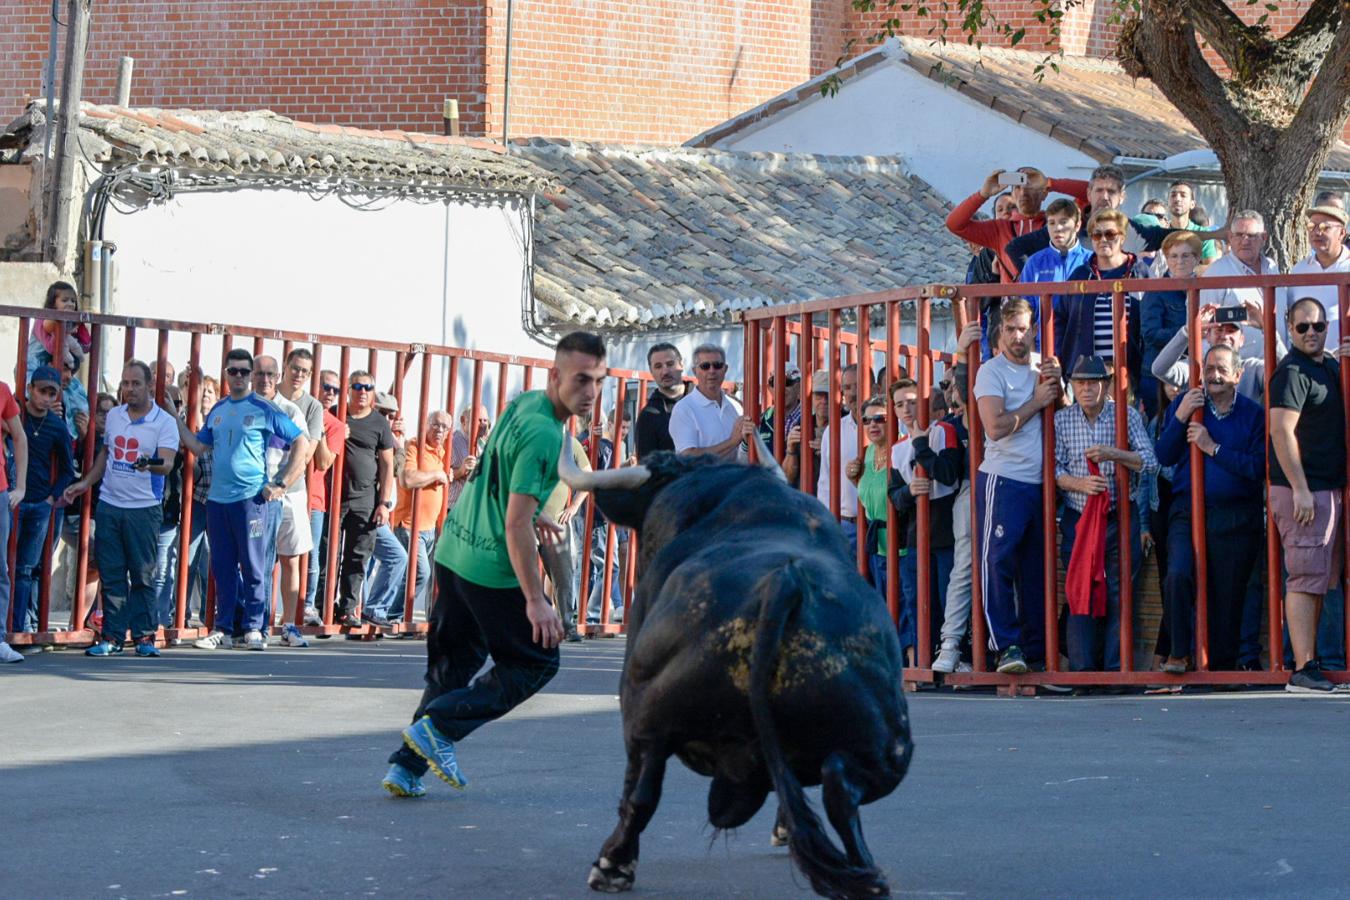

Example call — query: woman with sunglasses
[1053,208,1147,396]
[846,395,903,631]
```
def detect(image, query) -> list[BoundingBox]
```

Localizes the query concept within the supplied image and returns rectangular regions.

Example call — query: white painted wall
[100,187,545,423]
[716,62,1098,204]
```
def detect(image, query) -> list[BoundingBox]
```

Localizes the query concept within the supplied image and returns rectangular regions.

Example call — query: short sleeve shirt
[1268,349,1346,491]
[266,395,309,496]
[342,411,396,507]
[197,393,303,504]
[974,353,1043,484]
[308,410,345,512]
[0,382,19,493]
[100,404,181,509]
[435,390,563,588]
[286,390,325,442]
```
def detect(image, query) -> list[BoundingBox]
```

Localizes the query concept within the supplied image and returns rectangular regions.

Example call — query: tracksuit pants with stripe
[976,471,1045,662]
[206,496,276,636]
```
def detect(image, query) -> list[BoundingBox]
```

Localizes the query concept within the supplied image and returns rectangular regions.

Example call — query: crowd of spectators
[2,179,1348,695]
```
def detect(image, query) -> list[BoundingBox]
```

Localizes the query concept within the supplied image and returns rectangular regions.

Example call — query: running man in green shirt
[383,332,608,798]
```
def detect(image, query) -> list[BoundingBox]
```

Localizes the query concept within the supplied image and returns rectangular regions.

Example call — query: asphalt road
[3,638,1348,899]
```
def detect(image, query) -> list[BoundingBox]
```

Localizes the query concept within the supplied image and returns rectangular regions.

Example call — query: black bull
[560,445,913,899]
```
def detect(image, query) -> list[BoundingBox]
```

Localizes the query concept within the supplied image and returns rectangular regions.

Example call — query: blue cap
[29,365,61,387]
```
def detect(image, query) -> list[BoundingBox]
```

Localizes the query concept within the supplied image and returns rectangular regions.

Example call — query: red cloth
[1065,458,1109,617]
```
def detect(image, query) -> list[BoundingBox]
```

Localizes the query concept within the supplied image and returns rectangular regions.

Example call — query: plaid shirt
[191,447,214,505]
[1054,400,1157,512]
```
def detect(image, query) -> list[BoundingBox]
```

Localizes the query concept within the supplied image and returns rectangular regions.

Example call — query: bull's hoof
[588,856,636,893]
[769,823,791,847]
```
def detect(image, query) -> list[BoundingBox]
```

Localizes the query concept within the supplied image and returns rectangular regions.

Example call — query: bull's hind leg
[589,745,669,893]
[820,751,876,871]
[769,804,791,847]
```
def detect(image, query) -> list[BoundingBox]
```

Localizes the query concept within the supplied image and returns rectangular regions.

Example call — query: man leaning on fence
[1268,298,1349,694]
[64,361,180,657]
[668,343,753,459]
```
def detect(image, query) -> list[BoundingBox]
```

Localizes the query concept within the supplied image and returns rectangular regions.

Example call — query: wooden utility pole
[45,0,91,268]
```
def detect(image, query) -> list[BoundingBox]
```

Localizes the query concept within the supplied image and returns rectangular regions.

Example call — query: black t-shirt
[342,411,395,507]
[1268,349,1346,491]
[635,389,680,458]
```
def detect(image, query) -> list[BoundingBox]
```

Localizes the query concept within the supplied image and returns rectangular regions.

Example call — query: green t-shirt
[434,390,564,588]
[857,443,891,551]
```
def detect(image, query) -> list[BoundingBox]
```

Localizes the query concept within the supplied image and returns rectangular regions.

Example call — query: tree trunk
[1220,143,1311,269]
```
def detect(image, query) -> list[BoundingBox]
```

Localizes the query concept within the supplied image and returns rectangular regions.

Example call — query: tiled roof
[516,139,968,332]
[688,38,1350,171]
[0,102,551,194]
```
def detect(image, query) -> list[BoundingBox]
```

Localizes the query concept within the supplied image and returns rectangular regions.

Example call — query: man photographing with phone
[945,166,1089,282]
[1150,300,1285,402]
[64,360,180,657]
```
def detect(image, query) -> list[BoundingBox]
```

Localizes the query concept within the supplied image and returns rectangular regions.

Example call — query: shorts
[276,490,315,557]
[1270,485,1343,595]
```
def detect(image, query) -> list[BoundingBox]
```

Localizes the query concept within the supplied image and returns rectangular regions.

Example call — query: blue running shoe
[85,641,123,657]
[400,717,468,789]
[381,763,427,798]
[134,640,161,658]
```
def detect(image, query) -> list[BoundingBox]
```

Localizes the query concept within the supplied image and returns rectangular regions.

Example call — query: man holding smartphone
[945,166,1089,282]
[64,360,180,657]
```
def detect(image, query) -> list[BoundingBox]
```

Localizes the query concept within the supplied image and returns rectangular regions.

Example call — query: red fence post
[72,321,99,634]
[323,345,351,627]
[915,295,933,669]
[172,331,202,635]
[772,316,786,461]
[856,304,869,579]
[965,296,988,673]
[1262,286,1284,670]
[1112,287,1134,672]
[1188,288,1210,671]
[1040,292,1059,673]
[884,300,901,627]
[798,313,816,498]
[827,309,841,521]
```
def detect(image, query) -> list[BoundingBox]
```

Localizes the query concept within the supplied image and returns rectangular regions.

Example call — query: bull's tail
[749,562,887,900]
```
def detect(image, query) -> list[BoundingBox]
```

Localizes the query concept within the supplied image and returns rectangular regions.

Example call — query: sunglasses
[350,383,376,392]
[696,361,726,372]
[861,414,887,425]
[320,383,340,393]
[1090,230,1122,241]
[1308,222,1344,234]
[1294,321,1327,334]
[225,367,252,377]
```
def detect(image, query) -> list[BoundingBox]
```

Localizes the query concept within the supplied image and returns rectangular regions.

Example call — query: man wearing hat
[334,370,397,628]
[1053,356,1156,678]
[1285,204,1350,348]
[757,364,802,486]
[9,365,75,634]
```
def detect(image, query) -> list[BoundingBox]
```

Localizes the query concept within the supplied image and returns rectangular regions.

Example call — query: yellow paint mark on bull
[713,617,854,695]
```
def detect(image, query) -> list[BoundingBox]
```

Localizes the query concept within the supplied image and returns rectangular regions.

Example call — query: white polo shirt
[669,389,742,453]
[1286,246,1349,347]
[816,413,861,518]
[1199,253,1292,361]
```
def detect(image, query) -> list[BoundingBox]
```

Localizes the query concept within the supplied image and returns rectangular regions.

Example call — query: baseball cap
[374,392,399,413]
[1308,205,1348,227]
[768,364,802,389]
[29,365,61,388]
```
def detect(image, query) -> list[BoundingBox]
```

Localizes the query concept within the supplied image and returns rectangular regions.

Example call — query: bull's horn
[749,425,789,483]
[558,432,652,491]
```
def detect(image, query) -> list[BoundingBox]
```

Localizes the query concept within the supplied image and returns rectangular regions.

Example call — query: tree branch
[1281,0,1342,49]
[1182,0,1269,77]
[1280,7,1350,168]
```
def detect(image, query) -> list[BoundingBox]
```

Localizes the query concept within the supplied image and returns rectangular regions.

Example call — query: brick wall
[0,1,488,134]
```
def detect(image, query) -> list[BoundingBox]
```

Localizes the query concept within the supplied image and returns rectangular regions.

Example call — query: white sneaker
[280,625,309,648]
[932,645,961,673]
[193,631,232,650]
[244,630,266,651]
[303,606,323,626]
[0,642,24,663]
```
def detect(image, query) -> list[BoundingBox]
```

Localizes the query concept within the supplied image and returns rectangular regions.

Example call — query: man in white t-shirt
[972,298,1061,675]
[816,363,867,552]
[668,343,753,458]
[1284,205,1349,345]
[64,361,180,657]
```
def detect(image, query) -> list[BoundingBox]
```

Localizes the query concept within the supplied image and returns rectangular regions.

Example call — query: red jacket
[1065,457,1109,617]
[945,179,1090,282]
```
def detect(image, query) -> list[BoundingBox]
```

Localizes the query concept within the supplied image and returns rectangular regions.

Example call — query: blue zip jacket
[1140,285,1188,369]
[1155,390,1264,503]
[1053,254,1147,389]
[974,243,1091,359]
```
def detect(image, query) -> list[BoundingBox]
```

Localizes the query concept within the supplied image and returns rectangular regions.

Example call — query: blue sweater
[22,408,76,503]
[1155,391,1264,503]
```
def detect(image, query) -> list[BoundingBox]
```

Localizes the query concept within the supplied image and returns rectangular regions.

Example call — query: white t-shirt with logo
[100,404,181,509]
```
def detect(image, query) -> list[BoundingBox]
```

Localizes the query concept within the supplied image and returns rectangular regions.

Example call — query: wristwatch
[382,499,395,510]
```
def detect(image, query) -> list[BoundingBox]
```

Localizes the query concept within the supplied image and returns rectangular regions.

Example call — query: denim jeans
[393,526,435,618]
[305,509,326,611]
[95,501,163,642]
[899,545,954,656]
[363,523,409,619]
[12,500,54,633]
[1059,505,1122,672]
[151,523,180,629]
[584,525,626,625]
[0,493,11,636]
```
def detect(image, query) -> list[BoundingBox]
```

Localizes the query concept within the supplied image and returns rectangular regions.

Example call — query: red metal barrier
[1,304,650,648]
[743,272,1350,691]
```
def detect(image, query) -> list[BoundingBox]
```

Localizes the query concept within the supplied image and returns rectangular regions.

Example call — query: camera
[997,171,1028,187]
[1214,306,1248,325]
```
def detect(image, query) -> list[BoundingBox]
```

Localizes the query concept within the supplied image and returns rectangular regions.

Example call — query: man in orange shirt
[391,410,453,613]
[945,166,1089,282]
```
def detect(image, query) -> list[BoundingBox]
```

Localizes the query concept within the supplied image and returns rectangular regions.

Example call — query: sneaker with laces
[281,625,310,648]
[0,641,24,663]
[933,645,961,673]
[996,645,1028,675]
[1286,660,1336,694]
[381,763,427,798]
[243,630,267,651]
[303,606,323,626]
[134,639,161,658]
[401,716,468,789]
[85,640,123,657]
[193,631,233,650]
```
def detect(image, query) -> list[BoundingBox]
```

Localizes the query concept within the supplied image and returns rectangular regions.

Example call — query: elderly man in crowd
[1284,205,1349,345]
[390,410,454,616]
[973,298,1061,674]
[361,392,411,627]
[668,343,753,458]
[176,349,307,651]
[64,361,179,657]
[816,364,867,552]
[447,404,490,513]
[1200,210,1292,360]
[634,342,684,458]
[1054,356,1156,678]
[1269,298,1348,693]
[1155,344,1265,675]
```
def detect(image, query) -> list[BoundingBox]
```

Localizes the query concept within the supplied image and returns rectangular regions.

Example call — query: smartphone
[997,171,1028,187]
[1214,306,1247,325]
